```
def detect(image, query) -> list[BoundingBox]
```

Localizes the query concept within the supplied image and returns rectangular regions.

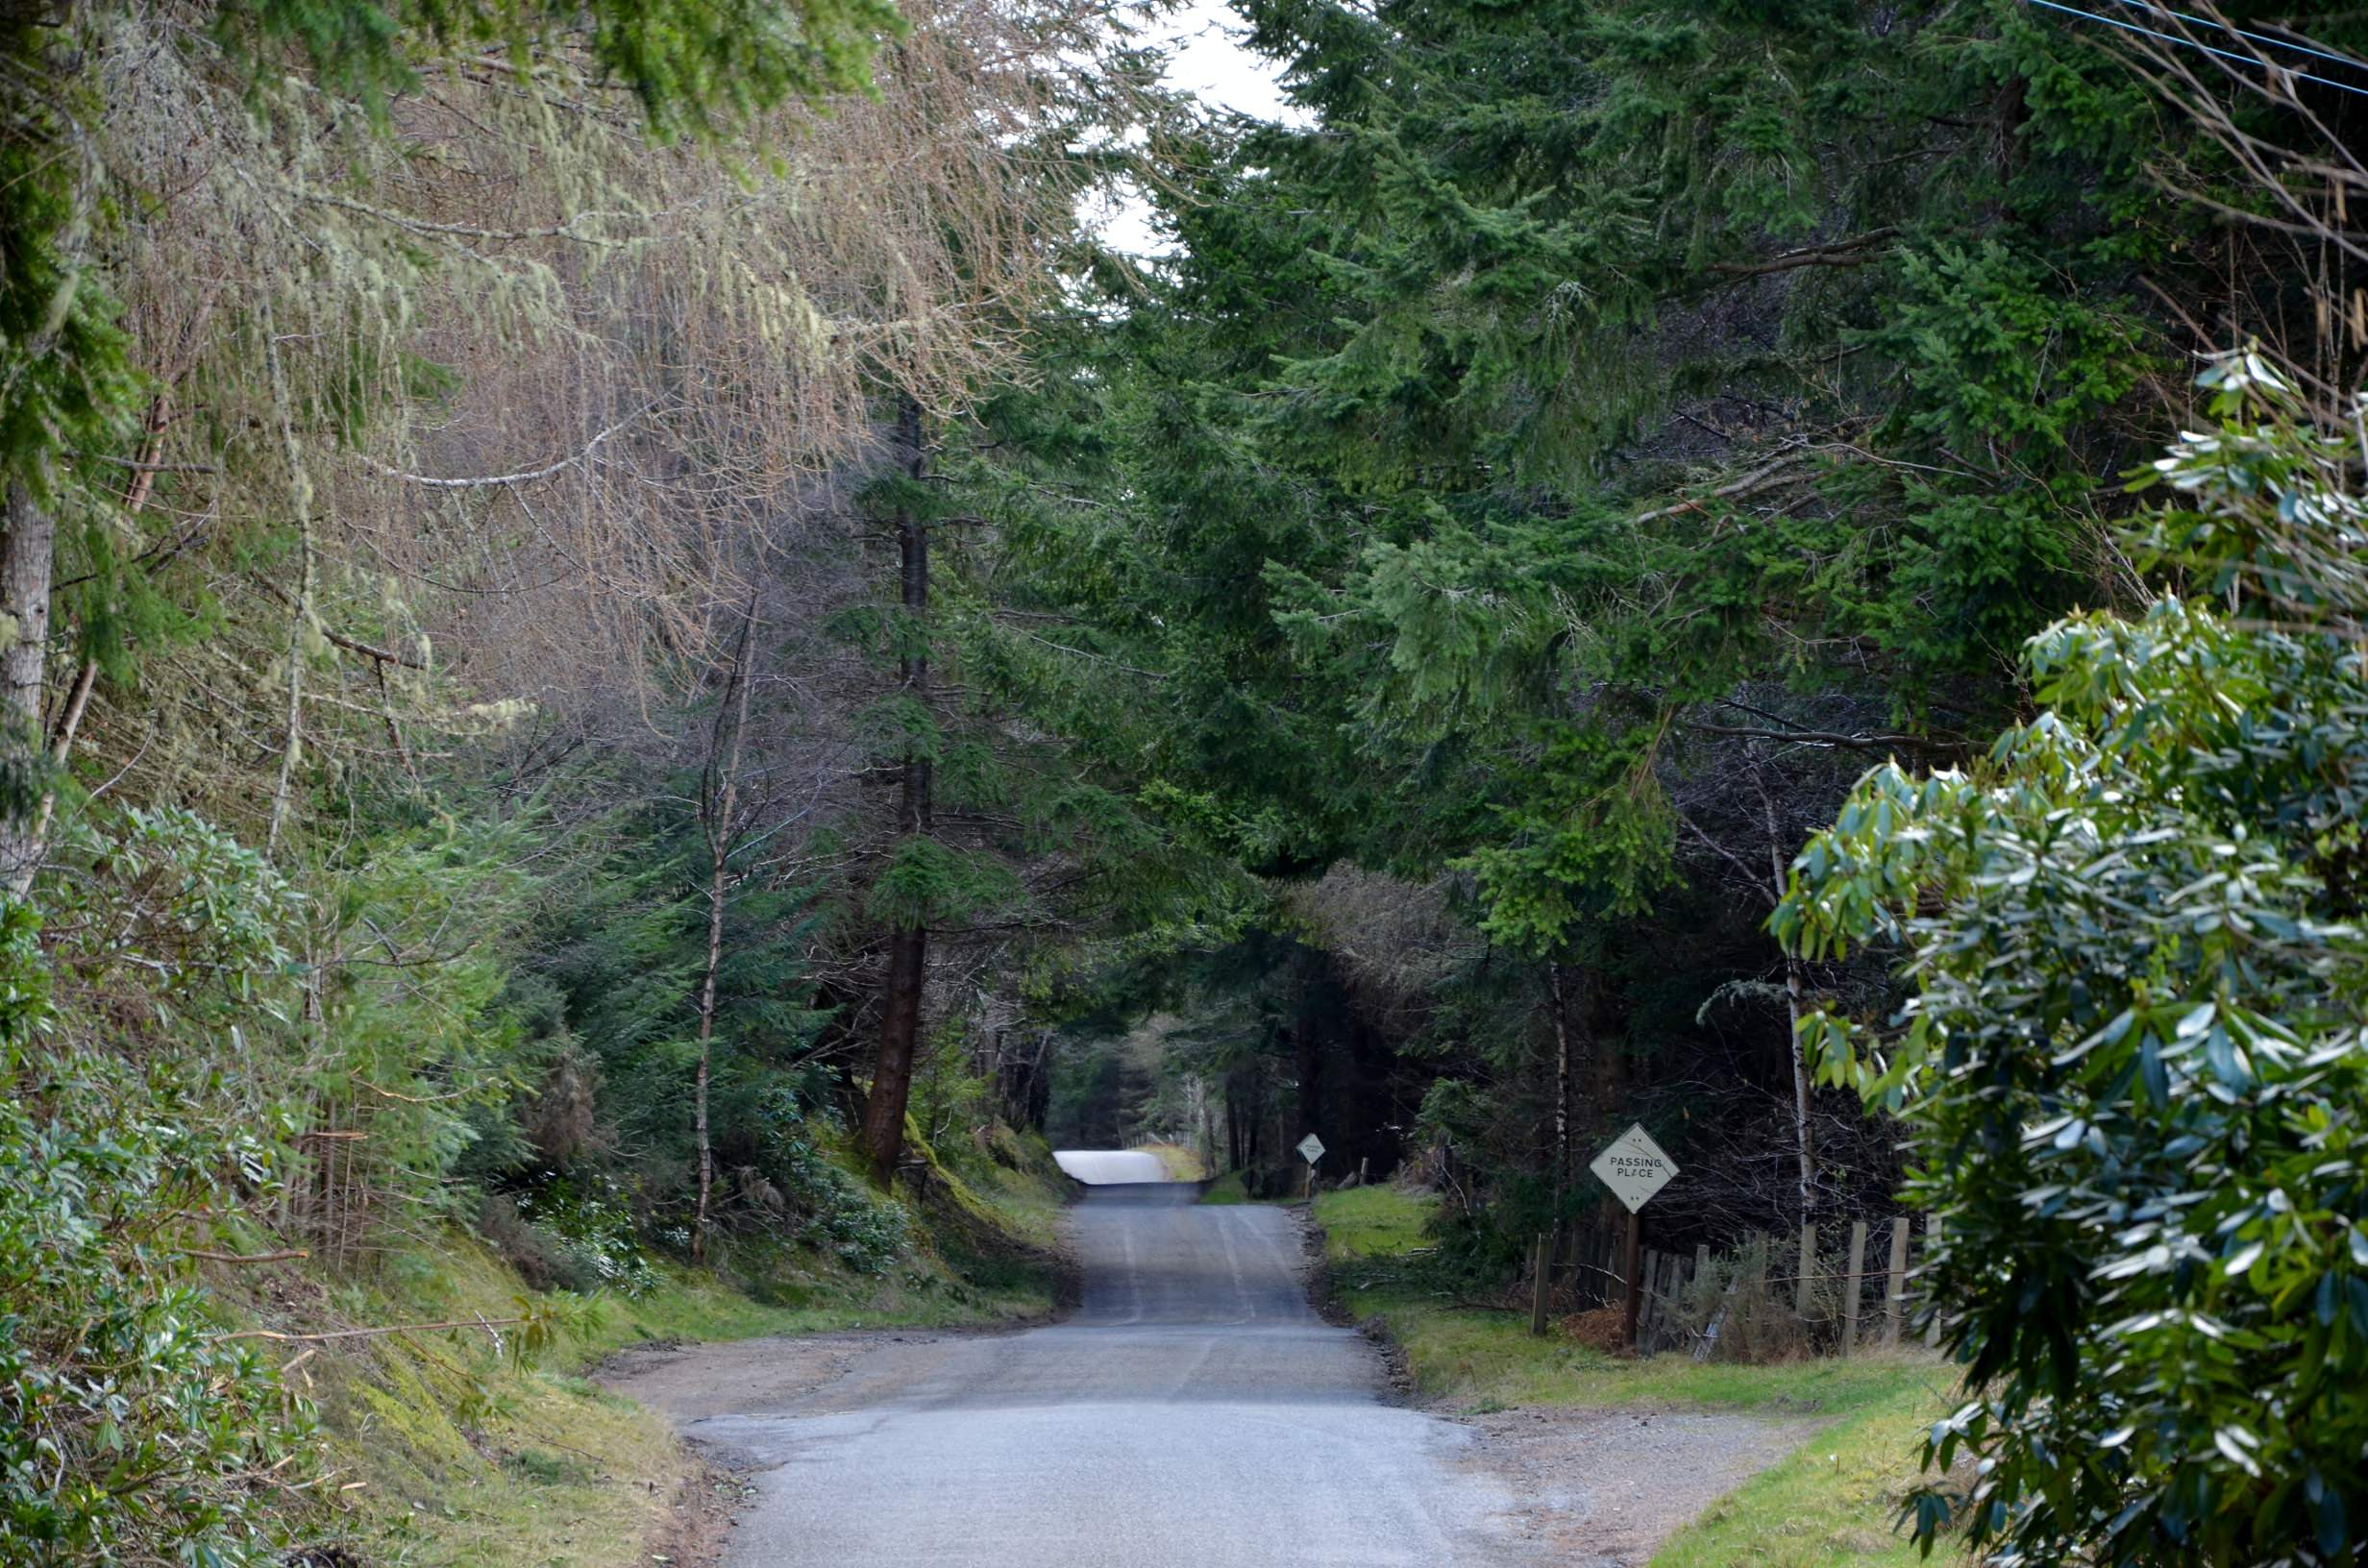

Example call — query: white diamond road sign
[1295,1133,1325,1166]
[1589,1123,1678,1213]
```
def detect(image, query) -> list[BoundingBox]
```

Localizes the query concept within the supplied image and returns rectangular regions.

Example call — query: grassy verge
[1309,1186,1957,1568]
[274,1125,1073,1568]
[1651,1375,1939,1568]
[1138,1140,1208,1180]
[305,1261,703,1568]
[1197,1165,1306,1206]
[1198,1170,1250,1205]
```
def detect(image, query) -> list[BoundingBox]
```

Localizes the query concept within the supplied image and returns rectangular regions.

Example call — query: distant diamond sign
[1295,1133,1326,1166]
[1590,1124,1678,1213]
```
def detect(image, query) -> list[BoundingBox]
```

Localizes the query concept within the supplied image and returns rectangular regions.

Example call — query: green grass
[1649,1377,1947,1568]
[970,1160,1071,1249]
[1340,1291,1939,1416]
[1198,1170,1251,1205]
[1198,1167,1313,1206]
[1314,1183,1436,1261]
[1311,1186,1959,1568]
[308,1249,704,1568]
[567,1262,810,1361]
[569,1258,1056,1360]
[1138,1140,1207,1180]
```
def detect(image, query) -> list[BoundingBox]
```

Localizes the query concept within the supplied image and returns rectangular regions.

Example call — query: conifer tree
[973,0,2367,1236]
[860,399,935,1186]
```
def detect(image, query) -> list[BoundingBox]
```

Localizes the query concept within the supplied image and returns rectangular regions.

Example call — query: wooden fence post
[1924,1215,1945,1349]
[1657,1251,1674,1344]
[1662,1251,1679,1341]
[1697,1239,1738,1361]
[1884,1216,1911,1347]
[1530,1233,1551,1336]
[1840,1219,1869,1356]
[1796,1221,1817,1317]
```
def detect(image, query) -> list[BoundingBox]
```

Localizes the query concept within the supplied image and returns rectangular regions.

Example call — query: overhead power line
[2092,0,2368,73]
[2027,0,2368,99]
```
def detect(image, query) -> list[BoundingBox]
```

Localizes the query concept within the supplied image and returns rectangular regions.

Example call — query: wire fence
[1527,1214,1944,1358]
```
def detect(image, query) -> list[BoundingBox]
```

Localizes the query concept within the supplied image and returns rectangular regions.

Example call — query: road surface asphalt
[674,1179,1530,1567]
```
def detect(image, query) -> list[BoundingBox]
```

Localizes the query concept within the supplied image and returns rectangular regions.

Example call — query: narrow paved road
[673,1181,1527,1567]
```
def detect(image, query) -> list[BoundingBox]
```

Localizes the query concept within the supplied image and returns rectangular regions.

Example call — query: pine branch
[1630,443,1812,523]
[1708,228,1901,279]
[251,578,427,669]
[1682,720,1949,754]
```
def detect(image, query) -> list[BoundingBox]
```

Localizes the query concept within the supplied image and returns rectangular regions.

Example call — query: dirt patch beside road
[599,1332,873,1425]
[1452,1404,1821,1566]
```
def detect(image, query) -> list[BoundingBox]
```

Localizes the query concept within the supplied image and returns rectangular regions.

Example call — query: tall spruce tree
[966,0,2365,1235]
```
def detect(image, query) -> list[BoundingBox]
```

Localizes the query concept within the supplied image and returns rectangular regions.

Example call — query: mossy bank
[248,1123,1073,1568]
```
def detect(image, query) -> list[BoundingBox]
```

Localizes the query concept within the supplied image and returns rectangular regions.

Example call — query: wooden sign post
[1587,1124,1679,1353]
[1619,1207,1643,1350]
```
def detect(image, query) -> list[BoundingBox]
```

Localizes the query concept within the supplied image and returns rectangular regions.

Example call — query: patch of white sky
[1076,0,1307,258]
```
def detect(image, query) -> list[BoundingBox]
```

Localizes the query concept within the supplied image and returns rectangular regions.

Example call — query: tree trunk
[1245,1073,1264,1169]
[1023,1028,1053,1129]
[995,1026,1054,1129]
[0,483,56,896]
[862,399,931,1188]
[27,395,174,867]
[1757,773,1816,1227]
[865,925,926,1186]
[0,91,96,900]
[262,301,314,856]
[692,598,758,1262]
[1779,950,1815,1225]
[692,841,728,1264]
[1547,960,1574,1205]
